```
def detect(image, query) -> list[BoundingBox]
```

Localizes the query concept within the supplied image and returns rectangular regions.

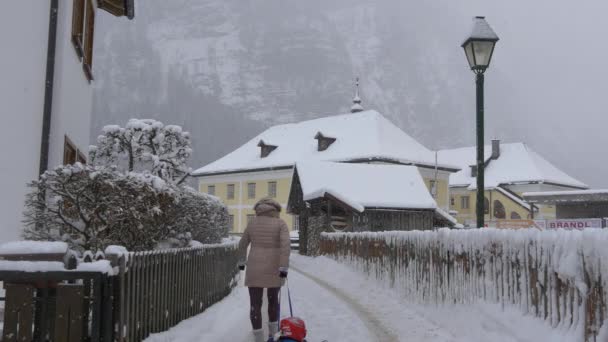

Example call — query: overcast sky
[96,0,608,188]
[418,0,608,187]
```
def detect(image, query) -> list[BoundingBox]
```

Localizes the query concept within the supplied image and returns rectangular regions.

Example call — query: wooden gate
[0,271,113,342]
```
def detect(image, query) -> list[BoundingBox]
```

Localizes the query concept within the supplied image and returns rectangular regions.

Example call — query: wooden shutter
[63,137,77,165]
[82,0,95,81]
[71,0,85,57]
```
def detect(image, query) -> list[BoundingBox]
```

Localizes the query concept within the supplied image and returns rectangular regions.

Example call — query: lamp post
[462,16,499,228]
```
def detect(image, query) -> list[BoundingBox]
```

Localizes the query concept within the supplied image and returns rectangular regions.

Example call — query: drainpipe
[39,0,58,175]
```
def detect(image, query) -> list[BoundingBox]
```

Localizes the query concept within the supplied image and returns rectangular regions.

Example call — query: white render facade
[0,1,132,243]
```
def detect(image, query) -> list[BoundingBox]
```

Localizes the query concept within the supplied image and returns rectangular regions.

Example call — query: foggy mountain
[92,0,608,187]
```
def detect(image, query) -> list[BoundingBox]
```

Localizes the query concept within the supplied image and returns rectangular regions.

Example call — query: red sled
[278,316,307,341]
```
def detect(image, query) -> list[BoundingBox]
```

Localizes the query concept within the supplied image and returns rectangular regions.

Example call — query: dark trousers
[248,287,280,330]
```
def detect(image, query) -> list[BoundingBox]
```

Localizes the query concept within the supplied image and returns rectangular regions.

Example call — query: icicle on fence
[112,241,239,342]
[319,229,608,341]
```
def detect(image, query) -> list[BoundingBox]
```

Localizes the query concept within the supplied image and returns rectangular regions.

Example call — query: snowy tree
[23,120,228,251]
[90,119,192,184]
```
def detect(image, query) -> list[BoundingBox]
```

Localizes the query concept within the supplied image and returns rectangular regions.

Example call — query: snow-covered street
[145,254,567,342]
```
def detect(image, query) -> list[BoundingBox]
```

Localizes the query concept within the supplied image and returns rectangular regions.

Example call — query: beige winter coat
[239,198,291,288]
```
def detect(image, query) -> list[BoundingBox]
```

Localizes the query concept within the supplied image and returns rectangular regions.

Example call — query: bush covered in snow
[174,187,229,244]
[23,120,228,251]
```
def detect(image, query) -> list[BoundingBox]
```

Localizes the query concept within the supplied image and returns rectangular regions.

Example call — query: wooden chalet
[287,162,457,255]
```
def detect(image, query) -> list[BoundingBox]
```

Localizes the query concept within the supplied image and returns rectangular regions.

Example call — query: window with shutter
[71,0,85,58]
[63,136,77,165]
[82,0,95,81]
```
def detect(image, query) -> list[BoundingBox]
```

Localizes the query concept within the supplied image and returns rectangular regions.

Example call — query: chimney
[470,165,477,177]
[491,139,500,159]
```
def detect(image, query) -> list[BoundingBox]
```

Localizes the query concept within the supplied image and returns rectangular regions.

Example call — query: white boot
[252,329,265,342]
[268,321,279,340]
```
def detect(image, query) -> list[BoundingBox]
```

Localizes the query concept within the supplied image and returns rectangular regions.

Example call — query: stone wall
[302,214,330,256]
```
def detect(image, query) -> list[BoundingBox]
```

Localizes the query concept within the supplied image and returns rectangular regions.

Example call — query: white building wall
[49,0,94,168]
[0,1,50,242]
[0,1,94,243]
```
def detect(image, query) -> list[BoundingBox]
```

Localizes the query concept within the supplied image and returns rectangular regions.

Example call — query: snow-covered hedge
[175,187,229,244]
[320,229,608,341]
[23,163,228,251]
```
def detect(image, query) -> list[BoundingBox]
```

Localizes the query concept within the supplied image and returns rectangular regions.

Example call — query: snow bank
[104,245,129,256]
[0,241,68,255]
[320,229,608,341]
[0,259,116,274]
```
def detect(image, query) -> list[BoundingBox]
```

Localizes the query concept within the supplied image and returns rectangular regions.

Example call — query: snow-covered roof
[437,142,587,190]
[523,189,608,204]
[464,16,499,43]
[193,110,459,176]
[294,161,437,213]
[495,187,531,210]
[435,207,463,228]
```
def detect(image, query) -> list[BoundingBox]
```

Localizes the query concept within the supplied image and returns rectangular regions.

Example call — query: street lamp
[462,16,499,228]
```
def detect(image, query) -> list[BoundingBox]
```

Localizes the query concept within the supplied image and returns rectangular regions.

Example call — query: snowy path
[146,254,566,342]
[145,265,374,341]
[290,265,399,342]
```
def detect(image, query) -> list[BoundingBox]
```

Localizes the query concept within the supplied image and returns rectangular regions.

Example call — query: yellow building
[438,141,588,227]
[193,109,459,233]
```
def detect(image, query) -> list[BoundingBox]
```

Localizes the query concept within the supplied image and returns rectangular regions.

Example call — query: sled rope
[287,278,294,317]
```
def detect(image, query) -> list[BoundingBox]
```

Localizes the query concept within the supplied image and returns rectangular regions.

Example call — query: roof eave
[192,165,294,177]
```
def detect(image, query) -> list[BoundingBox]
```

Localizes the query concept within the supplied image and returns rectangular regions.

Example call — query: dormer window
[258,140,277,158]
[314,132,336,152]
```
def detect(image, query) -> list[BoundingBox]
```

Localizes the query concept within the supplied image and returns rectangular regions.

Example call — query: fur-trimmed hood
[254,198,282,217]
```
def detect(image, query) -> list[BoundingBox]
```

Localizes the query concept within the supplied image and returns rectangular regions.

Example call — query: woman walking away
[238,198,291,342]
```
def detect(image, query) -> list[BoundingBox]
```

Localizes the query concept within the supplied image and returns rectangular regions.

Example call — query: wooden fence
[112,244,239,341]
[0,241,239,341]
[320,229,608,342]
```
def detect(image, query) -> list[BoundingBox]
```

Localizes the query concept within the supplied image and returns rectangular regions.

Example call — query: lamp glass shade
[463,40,496,70]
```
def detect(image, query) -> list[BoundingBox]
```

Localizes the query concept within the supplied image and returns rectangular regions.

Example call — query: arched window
[493,200,506,219]
[511,211,522,219]
[325,204,351,232]
[484,197,490,214]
